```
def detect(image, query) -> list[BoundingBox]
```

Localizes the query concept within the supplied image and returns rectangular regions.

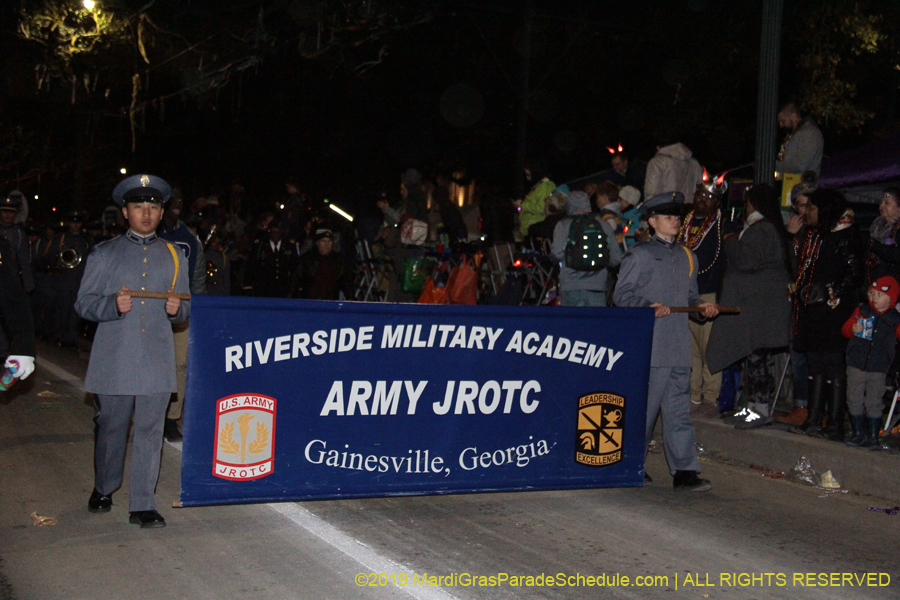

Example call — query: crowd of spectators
[2,99,899,457]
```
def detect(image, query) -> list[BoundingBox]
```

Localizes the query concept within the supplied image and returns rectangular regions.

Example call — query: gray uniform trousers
[646,367,700,474]
[94,393,170,511]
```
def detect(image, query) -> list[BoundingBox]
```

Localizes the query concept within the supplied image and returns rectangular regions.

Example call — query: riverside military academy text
[223,323,625,373]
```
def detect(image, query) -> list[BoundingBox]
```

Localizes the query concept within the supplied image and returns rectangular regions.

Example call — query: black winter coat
[793,226,864,353]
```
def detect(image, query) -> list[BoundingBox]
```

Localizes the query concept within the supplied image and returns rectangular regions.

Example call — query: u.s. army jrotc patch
[213,394,277,481]
[575,392,625,467]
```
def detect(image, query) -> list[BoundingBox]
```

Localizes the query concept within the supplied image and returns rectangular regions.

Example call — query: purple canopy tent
[818,135,900,203]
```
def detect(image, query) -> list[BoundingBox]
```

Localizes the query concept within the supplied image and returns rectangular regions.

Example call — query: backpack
[564,214,610,271]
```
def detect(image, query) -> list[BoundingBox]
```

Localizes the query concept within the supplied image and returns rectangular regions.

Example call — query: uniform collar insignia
[126,229,158,245]
[653,235,674,249]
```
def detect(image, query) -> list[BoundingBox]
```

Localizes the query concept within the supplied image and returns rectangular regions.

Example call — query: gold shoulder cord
[681,245,695,278]
[164,241,180,289]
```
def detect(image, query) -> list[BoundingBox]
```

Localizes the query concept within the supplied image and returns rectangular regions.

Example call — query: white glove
[5,356,35,380]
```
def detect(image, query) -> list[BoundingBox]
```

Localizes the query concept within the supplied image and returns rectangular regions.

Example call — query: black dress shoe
[164,419,182,442]
[129,510,166,528]
[644,472,653,484]
[88,489,113,513]
[672,470,711,492]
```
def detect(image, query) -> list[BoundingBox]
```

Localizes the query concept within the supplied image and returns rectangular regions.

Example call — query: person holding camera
[788,189,864,441]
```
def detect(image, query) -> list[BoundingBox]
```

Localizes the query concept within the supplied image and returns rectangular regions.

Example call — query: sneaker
[673,470,711,492]
[734,408,770,430]
[775,406,808,425]
[722,407,749,425]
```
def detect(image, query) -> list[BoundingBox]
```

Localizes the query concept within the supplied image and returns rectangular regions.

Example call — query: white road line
[269,503,460,600]
[35,356,86,390]
[36,356,458,600]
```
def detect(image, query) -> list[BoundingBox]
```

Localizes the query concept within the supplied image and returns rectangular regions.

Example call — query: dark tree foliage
[0,0,897,217]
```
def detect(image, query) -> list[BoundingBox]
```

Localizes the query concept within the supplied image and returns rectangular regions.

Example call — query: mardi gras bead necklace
[794,229,822,290]
[678,210,721,274]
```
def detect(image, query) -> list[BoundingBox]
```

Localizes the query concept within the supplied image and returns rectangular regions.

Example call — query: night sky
[1,0,897,219]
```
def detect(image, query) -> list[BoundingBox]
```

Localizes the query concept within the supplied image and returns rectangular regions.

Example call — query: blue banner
[180,296,654,506]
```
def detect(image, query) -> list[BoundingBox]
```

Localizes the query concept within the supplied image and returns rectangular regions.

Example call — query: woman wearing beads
[866,187,900,281]
[788,189,865,441]
[707,184,792,428]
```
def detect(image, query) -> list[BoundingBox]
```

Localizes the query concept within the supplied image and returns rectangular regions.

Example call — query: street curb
[695,418,900,503]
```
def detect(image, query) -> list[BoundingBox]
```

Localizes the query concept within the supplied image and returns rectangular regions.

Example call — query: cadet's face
[0,210,15,226]
[611,156,627,174]
[648,214,682,239]
[122,201,163,235]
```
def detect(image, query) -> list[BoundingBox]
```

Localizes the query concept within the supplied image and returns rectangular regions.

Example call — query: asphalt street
[1,341,898,600]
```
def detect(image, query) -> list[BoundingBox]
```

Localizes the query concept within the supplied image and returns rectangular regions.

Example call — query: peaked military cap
[0,191,24,211]
[640,191,685,217]
[111,174,172,207]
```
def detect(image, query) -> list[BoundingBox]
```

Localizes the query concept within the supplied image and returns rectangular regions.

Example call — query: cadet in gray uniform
[613,192,719,491]
[75,174,190,528]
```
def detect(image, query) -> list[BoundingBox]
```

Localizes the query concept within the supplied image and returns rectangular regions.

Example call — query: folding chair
[352,239,388,302]
[514,239,558,305]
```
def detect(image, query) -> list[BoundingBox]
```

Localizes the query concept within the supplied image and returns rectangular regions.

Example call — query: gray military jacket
[613,235,702,367]
[76,230,190,395]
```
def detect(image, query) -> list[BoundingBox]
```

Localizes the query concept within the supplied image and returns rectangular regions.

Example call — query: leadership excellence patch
[575,392,625,467]
[213,394,276,481]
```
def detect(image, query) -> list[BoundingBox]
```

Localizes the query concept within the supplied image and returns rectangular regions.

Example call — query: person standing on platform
[608,150,645,194]
[643,142,703,203]
[776,102,824,179]
[517,159,556,239]
[613,192,719,491]
[75,174,190,529]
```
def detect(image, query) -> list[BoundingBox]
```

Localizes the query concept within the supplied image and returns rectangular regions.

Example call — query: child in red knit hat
[842,276,900,447]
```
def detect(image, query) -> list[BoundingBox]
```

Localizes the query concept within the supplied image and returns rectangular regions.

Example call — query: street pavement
[1,340,899,600]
